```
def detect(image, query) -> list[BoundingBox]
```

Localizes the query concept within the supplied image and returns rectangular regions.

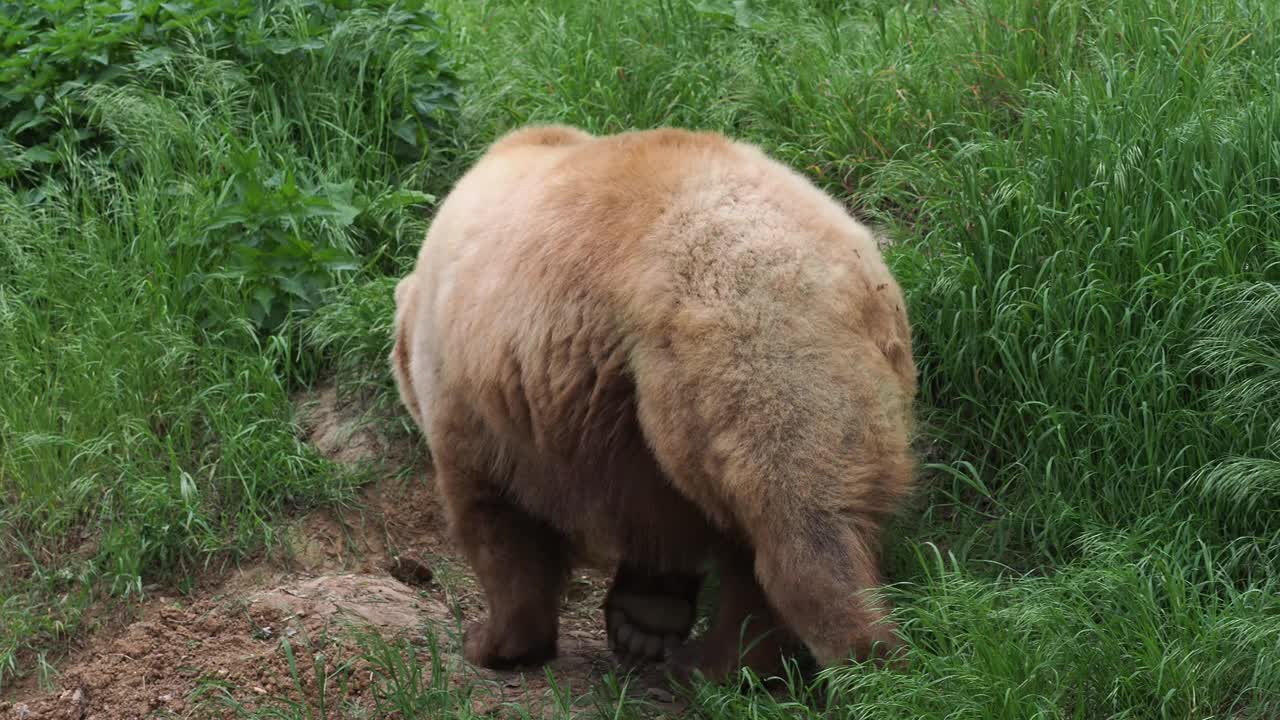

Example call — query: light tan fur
[391,124,916,679]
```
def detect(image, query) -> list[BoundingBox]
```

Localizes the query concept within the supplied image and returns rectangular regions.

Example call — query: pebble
[645,687,675,704]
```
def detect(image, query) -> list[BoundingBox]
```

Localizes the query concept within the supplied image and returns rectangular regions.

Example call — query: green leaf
[18,145,56,164]
[375,189,436,210]
[260,37,326,55]
[391,118,419,147]
[204,210,249,233]
[318,181,362,226]
[277,275,309,300]
[251,286,275,314]
[324,258,360,273]
[134,46,173,68]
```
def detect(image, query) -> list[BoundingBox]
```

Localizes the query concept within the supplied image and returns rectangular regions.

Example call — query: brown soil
[1,383,681,720]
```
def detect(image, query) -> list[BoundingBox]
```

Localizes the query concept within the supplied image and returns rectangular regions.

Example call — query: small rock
[13,702,31,719]
[252,686,267,695]
[646,687,675,704]
[158,694,173,704]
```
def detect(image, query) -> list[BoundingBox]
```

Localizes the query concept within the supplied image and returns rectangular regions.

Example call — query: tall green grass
[3,0,1279,716]
[435,0,1280,716]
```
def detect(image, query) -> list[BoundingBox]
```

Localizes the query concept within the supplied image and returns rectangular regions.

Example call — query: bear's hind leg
[599,444,718,667]
[605,564,701,663]
[457,499,568,669]
[669,546,804,685]
[752,508,901,669]
[441,461,570,670]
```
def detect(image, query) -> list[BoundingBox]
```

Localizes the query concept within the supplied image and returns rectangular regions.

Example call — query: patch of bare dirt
[0,595,375,720]
[3,383,678,720]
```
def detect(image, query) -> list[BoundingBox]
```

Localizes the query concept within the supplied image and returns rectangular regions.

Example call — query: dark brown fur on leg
[668,547,803,686]
[449,493,569,670]
[605,564,702,662]
[752,509,902,670]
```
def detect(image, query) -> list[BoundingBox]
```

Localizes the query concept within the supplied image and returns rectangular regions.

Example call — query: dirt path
[2,385,679,720]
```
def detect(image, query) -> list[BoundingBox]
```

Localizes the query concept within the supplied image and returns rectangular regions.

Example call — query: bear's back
[431,126,896,315]
[413,125,913,472]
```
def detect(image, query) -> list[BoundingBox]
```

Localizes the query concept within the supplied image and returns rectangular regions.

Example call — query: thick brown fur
[390,124,917,681]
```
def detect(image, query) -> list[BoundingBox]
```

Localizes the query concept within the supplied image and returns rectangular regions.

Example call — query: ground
[2,385,683,720]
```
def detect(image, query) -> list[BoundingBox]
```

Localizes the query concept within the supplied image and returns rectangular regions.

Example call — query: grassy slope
[0,0,456,687]
[4,0,1280,716]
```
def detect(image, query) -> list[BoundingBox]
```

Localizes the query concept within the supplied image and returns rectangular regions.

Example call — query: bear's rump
[500,428,719,572]
[463,319,719,571]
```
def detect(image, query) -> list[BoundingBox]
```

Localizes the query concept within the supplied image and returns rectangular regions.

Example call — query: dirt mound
[250,573,452,634]
[3,382,681,719]
[295,383,399,467]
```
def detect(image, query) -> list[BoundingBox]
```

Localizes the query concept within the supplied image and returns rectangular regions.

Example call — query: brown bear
[390,125,917,682]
